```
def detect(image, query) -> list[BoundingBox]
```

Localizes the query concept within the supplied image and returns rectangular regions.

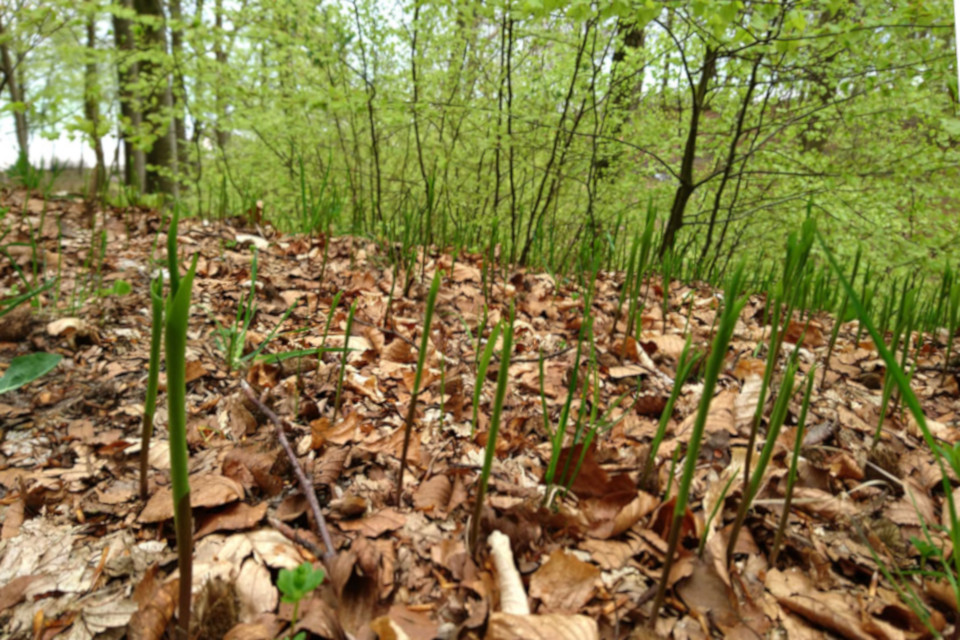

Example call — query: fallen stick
[240,379,336,562]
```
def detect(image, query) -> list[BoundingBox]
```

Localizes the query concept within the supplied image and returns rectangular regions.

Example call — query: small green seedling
[0,352,62,394]
[97,279,133,298]
[277,561,326,640]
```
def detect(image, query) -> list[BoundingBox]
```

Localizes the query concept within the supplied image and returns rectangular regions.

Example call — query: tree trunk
[133,0,178,197]
[169,0,189,176]
[0,15,28,160]
[114,0,145,190]
[213,0,230,150]
[84,10,106,200]
[660,47,716,256]
[699,53,762,263]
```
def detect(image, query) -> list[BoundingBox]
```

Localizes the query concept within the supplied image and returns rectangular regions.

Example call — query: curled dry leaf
[485,612,599,640]
[529,550,600,613]
[139,474,245,523]
[127,574,178,640]
[194,501,268,539]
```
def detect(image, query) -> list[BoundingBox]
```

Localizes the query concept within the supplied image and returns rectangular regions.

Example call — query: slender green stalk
[396,270,442,504]
[164,208,198,640]
[140,276,164,501]
[942,280,960,385]
[469,302,515,552]
[639,337,701,490]
[727,354,799,564]
[649,264,747,626]
[823,246,862,386]
[819,230,960,621]
[770,365,815,567]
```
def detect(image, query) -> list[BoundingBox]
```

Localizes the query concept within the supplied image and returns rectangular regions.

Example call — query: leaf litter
[0,192,959,638]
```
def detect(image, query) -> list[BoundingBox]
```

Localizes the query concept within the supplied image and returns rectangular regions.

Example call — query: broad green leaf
[0,353,62,395]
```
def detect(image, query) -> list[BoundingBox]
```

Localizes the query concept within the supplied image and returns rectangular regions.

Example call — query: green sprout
[140,276,164,500]
[396,270,442,504]
[164,206,199,640]
[277,561,326,640]
[469,302,515,552]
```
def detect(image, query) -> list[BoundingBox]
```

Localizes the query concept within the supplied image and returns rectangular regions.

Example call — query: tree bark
[133,0,178,197]
[169,0,189,176]
[0,14,29,160]
[660,47,716,257]
[699,53,762,263]
[114,0,144,190]
[213,0,230,150]
[84,10,106,200]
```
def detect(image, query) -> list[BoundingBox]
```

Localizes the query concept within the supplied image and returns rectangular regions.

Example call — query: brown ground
[1,188,959,639]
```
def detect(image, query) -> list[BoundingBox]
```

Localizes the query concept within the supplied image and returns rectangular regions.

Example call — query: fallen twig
[240,379,336,562]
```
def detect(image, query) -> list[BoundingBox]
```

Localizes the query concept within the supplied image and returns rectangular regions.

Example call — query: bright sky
[0,123,121,171]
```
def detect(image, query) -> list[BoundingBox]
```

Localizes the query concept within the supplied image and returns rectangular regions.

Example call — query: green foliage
[276,561,325,640]
[0,352,62,395]
[212,249,300,372]
[470,302,516,552]
[163,207,199,640]
[819,229,960,628]
[6,0,954,284]
[97,279,132,298]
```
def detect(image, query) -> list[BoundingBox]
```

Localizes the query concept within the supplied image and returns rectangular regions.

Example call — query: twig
[240,380,335,562]
[268,515,326,560]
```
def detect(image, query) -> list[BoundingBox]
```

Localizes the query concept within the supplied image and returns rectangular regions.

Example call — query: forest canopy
[1,0,957,278]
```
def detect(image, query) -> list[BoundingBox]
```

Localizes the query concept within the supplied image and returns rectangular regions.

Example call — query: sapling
[469,302,515,552]
[140,276,164,500]
[164,207,199,640]
[648,263,747,627]
[396,270,441,504]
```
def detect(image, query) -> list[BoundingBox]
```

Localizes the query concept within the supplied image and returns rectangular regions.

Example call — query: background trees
[1,0,956,276]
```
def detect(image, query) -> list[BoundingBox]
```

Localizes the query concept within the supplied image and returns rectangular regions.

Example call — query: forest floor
[1,189,959,640]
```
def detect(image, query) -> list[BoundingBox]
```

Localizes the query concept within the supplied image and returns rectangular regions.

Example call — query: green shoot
[140,276,164,500]
[819,230,960,623]
[649,263,747,626]
[472,321,502,436]
[396,270,442,504]
[277,561,326,640]
[469,302,515,552]
[639,337,702,491]
[164,206,199,640]
[727,352,800,564]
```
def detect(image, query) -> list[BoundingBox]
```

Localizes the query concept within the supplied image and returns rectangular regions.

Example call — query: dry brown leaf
[337,508,406,538]
[529,550,600,612]
[485,612,599,640]
[127,575,178,640]
[383,339,416,364]
[194,502,268,539]
[0,575,35,613]
[678,389,736,437]
[766,568,871,640]
[139,475,245,523]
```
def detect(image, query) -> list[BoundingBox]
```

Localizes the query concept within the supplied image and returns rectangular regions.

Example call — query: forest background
[0,0,957,280]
